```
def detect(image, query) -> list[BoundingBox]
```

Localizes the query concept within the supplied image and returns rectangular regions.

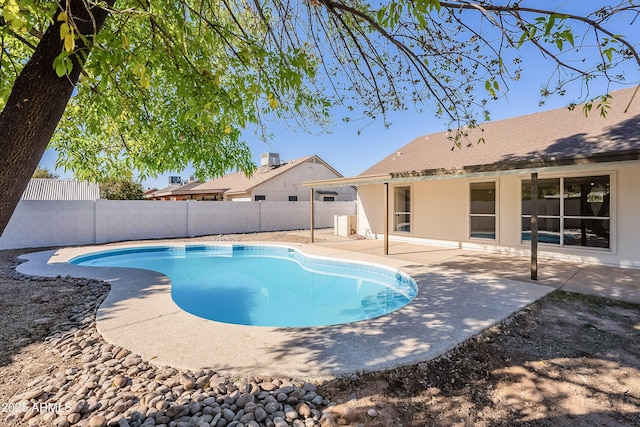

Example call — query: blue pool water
[71,245,417,327]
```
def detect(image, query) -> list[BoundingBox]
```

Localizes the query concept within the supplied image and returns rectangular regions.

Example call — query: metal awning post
[310,188,315,243]
[384,182,389,255]
[531,172,538,280]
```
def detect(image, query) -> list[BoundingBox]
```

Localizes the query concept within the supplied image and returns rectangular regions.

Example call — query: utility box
[334,215,357,236]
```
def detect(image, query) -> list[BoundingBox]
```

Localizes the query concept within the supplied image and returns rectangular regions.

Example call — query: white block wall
[186,201,260,236]
[95,200,188,244]
[260,202,311,231]
[0,200,356,249]
[0,201,96,249]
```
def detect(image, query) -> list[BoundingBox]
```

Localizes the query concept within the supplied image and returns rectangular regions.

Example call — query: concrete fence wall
[0,200,356,250]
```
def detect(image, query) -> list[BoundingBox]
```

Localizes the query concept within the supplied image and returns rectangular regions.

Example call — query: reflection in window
[394,186,411,233]
[521,175,610,248]
[521,178,561,244]
[470,182,496,239]
[563,176,610,248]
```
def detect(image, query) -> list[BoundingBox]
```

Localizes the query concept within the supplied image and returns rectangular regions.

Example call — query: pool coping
[17,241,554,382]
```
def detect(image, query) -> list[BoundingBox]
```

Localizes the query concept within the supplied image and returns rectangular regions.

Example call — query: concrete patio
[15,230,640,381]
[304,229,640,305]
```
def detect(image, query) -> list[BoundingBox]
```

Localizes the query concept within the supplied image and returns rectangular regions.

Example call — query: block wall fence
[0,200,357,250]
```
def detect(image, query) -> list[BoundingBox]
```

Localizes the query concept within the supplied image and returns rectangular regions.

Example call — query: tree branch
[0,17,38,50]
[317,0,462,124]
[439,1,640,68]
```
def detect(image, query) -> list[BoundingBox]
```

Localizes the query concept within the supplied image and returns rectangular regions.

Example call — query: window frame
[392,185,412,234]
[520,173,613,250]
[469,180,498,241]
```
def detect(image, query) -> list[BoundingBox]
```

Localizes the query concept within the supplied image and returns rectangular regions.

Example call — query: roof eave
[391,149,640,179]
[303,173,391,188]
[304,150,640,188]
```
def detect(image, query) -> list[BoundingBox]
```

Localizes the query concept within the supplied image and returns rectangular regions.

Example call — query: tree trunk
[0,0,115,237]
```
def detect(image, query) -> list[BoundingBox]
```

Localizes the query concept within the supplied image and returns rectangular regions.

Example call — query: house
[145,177,202,201]
[21,178,100,200]
[148,153,356,202]
[143,187,159,198]
[305,86,640,269]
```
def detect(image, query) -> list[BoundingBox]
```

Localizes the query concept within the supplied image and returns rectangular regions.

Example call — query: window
[254,195,266,201]
[521,175,610,248]
[393,186,411,233]
[522,178,561,244]
[288,196,298,201]
[564,176,610,248]
[323,196,335,202]
[469,182,496,240]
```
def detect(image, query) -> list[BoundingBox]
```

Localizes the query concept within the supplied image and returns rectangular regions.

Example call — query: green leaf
[564,31,574,47]
[53,52,72,77]
[517,30,529,48]
[603,47,616,63]
[544,15,556,36]
[1,0,633,185]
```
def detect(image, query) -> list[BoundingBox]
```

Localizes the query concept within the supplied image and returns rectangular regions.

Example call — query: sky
[37,2,639,190]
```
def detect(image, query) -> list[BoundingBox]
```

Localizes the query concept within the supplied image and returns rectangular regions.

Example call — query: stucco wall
[357,162,640,268]
[411,180,467,241]
[357,184,384,238]
[0,200,356,249]
[357,180,468,245]
[613,163,640,267]
[250,160,356,201]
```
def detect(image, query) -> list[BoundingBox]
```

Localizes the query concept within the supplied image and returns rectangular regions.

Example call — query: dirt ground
[1,232,639,426]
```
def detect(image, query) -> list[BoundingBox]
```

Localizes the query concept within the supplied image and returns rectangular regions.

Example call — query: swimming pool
[71,245,417,327]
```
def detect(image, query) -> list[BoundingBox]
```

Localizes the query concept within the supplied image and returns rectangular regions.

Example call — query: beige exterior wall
[227,193,251,202]
[229,160,356,202]
[410,180,467,242]
[357,184,385,238]
[357,181,468,245]
[357,161,640,268]
[614,162,640,267]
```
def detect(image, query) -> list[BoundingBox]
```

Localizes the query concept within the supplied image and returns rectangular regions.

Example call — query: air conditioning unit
[260,152,280,168]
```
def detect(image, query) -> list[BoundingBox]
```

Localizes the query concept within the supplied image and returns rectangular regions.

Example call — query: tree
[1,1,638,236]
[99,178,144,200]
[32,166,59,179]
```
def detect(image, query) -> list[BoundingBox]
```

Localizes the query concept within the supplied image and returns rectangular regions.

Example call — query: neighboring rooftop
[361,86,640,177]
[187,155,341,196]
[147,179,202,199]
[21,179,100,201]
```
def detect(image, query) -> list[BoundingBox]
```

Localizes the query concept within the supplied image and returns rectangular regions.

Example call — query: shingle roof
[148,180,202,198]
[361,86,640,177]
[21,179,100,200]
[190,155,339,194]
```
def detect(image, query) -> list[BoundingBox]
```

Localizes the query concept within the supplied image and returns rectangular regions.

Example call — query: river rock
[235,393,254,408]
